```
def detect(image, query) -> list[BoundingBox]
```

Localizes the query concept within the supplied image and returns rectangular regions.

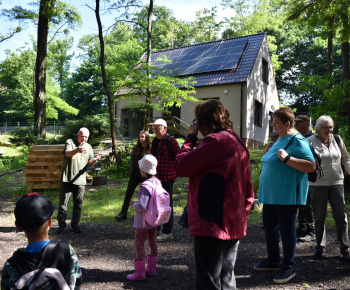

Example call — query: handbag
[178,206,188,229]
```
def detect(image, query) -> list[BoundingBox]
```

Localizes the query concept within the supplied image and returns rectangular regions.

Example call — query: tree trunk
[34,0,56,139]
[327,33,333,89]
[342,41,350,134]
[95,0,119,164]
[143,0,153,131]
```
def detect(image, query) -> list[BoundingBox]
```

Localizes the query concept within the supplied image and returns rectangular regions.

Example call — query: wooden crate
[24,144,65,191]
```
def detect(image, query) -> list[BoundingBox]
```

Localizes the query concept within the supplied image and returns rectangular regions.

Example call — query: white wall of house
[179,84,242,134]
[245,36,279,146]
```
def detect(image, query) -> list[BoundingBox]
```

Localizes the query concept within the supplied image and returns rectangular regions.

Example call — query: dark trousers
[120,169,145,213]
[297,191,315,236]
[309,185,350,254]
[194,236,239,290]
[158,180,174,234]
[57,182,85,227]
[263,204,298,266]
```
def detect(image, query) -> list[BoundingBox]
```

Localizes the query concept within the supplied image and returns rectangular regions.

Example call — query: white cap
[151,119,167,127]
[138,154,157,175]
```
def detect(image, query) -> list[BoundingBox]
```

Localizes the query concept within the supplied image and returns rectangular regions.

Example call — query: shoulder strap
[284,134,297,151]
[223,129,250,157]
[164,134,174,159]
[40,241,71,282]
[334,134,341,149]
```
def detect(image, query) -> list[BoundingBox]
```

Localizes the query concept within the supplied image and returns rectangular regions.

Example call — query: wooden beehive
[24,144,65,191]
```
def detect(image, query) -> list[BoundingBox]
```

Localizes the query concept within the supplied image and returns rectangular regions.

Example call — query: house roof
[147,33,266,88]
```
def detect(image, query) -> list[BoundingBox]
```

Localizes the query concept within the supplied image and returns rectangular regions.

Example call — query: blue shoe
[273,265,296,284]
[254,259,281,271]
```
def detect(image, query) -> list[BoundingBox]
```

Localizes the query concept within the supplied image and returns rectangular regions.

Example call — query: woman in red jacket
[174,99,255,290]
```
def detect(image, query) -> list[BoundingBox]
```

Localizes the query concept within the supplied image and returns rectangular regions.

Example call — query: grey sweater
[307,134,350,186]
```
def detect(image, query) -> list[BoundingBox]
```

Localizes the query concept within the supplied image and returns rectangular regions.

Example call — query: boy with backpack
[127,154,171,281]
[1,193,82,289]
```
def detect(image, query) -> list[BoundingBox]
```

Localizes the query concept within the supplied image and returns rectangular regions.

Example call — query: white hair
[315,115,333,134]
[78,127,90,136]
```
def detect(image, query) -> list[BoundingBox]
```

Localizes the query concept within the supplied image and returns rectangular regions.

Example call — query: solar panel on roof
[151,38,248,76]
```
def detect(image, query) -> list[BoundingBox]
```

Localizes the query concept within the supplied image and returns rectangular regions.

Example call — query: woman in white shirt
[308,115,350,261]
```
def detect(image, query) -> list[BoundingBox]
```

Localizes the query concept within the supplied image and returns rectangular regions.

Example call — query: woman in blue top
[254,107,315,284]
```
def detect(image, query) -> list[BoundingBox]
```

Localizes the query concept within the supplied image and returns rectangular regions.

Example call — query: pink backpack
[142,178,172,227]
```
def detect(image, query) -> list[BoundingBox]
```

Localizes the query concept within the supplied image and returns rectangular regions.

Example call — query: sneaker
[297,235,312,242]
[57,225,66,234]
[254,259,282,272]
[71,225,83,233]
[309,233,316,241]
[157,233,173,242]
[273,265,296,284]
[115,211,127,221]
[312,251,323,260]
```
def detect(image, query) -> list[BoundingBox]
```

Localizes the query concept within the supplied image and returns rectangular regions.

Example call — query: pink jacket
[174,130,254,240]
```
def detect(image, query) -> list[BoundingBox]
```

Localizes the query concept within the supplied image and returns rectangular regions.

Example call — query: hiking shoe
[254,259,282,271]
[312,251,323,260]
[298,234,312,242]
[57,225,66,234]
[115,212,127,221]
[273,265,296,284]
[342,252,350,262]
[71,225,83,233]
[157,233,173,242]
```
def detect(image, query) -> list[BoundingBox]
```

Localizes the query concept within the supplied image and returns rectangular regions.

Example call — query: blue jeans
[263,204,298,266]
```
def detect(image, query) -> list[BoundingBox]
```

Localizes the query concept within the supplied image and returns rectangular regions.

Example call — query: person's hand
[93,153,101,162]
[77,143,87,154]
[189,118,199,136]
[130,201,135,206]
[278,149,289,162]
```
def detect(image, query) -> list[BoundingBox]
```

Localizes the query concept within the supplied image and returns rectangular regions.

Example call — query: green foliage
[8,127,41,148]
[58,114,111,145]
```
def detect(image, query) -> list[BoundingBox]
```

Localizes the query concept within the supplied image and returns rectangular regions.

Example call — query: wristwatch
[284,154,291,163]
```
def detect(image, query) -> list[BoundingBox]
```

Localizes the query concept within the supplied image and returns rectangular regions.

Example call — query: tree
[2,0,81,138]
[191,7,222,43]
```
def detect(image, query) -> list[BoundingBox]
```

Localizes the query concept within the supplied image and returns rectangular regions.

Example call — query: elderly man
[295,115,315,242]
[151,119,180,242]
[57,127,101,233]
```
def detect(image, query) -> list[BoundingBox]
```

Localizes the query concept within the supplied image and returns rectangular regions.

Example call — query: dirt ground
[1,173,350,289]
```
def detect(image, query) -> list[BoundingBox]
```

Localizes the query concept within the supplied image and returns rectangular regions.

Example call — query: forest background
[0,0,350,144]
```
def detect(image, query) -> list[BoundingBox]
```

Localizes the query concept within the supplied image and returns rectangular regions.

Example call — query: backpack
[142,178,172,227]
[307,146,323,182]
[284,134,323,182]
[334,134,346,176]
[9,241,71,290]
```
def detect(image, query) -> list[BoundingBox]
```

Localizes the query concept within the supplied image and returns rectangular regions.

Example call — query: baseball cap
[295,115,310,123]
[138,154,157,175]
[151,119,167,127]
[15,193,57,228]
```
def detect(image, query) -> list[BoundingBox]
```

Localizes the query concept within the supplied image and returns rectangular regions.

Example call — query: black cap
[15,193,57,228]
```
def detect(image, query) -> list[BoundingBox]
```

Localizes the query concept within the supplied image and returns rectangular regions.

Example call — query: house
[115,32,279,147]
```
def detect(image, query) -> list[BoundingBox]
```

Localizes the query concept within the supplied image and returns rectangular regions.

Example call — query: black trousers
[120,169,145,213]
[194,236,239,290]
[158,180,175,234]
[297,192,315,236]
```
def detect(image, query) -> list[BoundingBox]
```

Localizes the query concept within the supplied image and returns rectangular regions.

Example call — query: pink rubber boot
[126,260,146,280]
[145,255,157,275]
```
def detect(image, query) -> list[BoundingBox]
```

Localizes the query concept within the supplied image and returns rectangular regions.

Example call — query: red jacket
[174,130,254,240]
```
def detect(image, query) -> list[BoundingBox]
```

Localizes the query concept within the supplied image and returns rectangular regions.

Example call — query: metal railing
[0,121,66,134]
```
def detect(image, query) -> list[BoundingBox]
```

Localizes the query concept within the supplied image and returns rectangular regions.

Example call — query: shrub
[58,114,111,145]
[8,127,41,147]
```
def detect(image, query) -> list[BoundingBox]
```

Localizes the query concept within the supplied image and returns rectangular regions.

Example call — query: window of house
[254,100,263,127]
[262,58,269,84]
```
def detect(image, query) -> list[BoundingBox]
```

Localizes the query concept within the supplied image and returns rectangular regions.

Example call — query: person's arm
[131,186,151,211]
[338,136,350,175]
[278,148,316,173]
[88,153,101,165]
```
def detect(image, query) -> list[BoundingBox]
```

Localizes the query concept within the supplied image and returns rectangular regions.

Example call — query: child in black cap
[1,193,82,289]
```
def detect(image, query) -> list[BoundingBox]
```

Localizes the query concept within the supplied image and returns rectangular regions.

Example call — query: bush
[8,127,42,147]
[58,114,111,145]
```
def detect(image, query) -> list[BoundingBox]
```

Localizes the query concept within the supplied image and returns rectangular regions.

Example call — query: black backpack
[9,241,71,290]
[284,134,323,182]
